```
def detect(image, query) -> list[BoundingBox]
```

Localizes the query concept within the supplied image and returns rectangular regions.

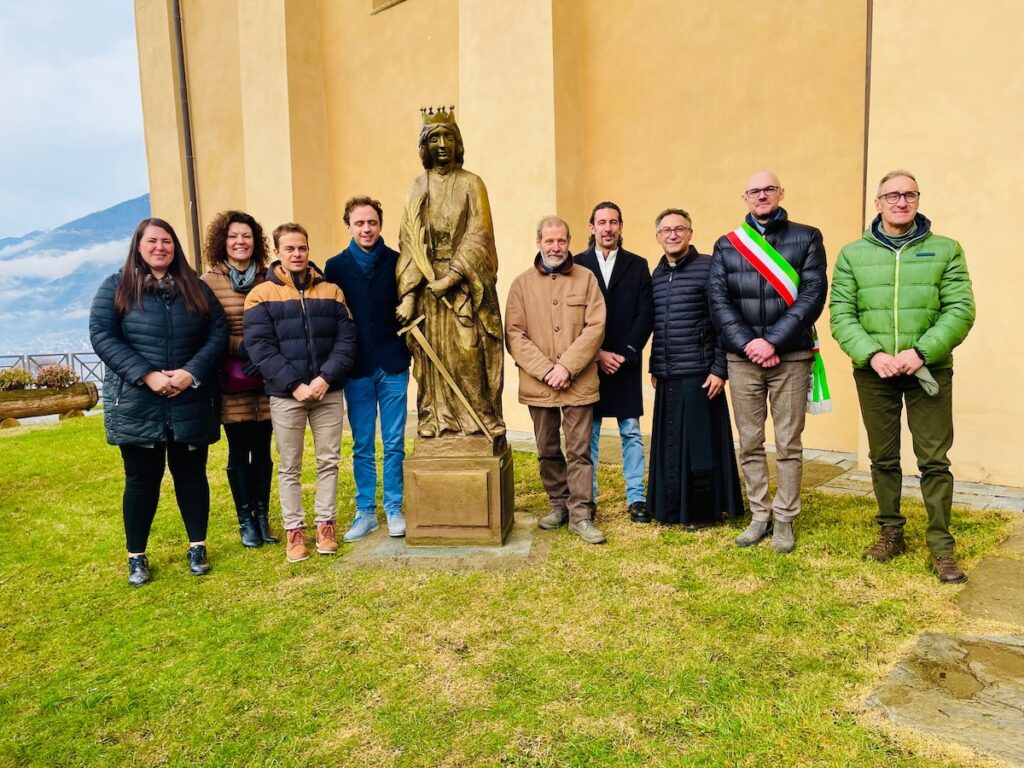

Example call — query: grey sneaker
[343,514,379,542]
[770,521,795,553]
[735,519,772,548]
[538,508,569,530]
[568,519,607,544]
[387,514,406,538]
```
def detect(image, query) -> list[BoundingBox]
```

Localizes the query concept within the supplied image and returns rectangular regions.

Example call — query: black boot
[251,459,279,543]
[226,464,262,548]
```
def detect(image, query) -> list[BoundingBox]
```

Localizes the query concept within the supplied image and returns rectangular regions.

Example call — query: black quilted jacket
[89,270,227,446]
[708,209,827,355]
[649,247,726,380]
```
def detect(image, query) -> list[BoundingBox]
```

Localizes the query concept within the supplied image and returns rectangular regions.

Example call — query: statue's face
[427,127,456,168]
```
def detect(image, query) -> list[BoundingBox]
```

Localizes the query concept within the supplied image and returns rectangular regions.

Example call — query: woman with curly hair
[90,218,227,585]
[200,210,277,548]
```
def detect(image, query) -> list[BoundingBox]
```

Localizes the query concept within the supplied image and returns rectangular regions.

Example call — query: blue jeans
[591,417,646,505]
[344,368,409,517]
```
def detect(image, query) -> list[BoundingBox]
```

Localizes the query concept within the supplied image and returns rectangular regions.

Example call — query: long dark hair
[202,209,271,271]
[114,218,210,317]
[587,201,624,249]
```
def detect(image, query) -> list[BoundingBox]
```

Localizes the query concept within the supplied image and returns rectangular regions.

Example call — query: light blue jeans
[343,367,409,518]
[591,416,646,505]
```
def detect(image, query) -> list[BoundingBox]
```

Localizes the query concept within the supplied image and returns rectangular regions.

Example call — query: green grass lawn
[0,417,1009,767]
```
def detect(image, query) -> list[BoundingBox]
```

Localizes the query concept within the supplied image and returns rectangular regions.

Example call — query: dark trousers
[224,421,273,467]
[529,405,594,524]
[120,442,210,553]
[854,367,955,556]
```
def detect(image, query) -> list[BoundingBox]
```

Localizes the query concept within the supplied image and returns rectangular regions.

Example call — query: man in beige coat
[505,216,607,543]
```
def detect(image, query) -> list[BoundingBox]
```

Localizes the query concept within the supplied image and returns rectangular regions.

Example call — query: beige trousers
[269,390,344,530]
[727,357,811,523]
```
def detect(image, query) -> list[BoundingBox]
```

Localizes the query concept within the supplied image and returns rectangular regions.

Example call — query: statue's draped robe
[397,167,505,437]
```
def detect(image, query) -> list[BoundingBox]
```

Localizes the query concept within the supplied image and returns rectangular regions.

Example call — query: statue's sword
[398,315,493,439]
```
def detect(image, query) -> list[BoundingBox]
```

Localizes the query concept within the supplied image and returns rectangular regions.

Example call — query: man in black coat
[575,201,654,522]
[708,171,827,553]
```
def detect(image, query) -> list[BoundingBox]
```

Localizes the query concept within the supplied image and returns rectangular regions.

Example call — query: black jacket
[324,239,411,379]
[649,248,726,380]
[89,271,227,446]
[575,246,653,419]
[242,262,357,398]
[708,209,827,355]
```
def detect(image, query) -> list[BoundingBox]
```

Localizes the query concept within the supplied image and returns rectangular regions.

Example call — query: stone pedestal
[403,435,514,546]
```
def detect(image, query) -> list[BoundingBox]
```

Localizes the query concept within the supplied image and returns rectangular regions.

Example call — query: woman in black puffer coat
[90,218,227,586]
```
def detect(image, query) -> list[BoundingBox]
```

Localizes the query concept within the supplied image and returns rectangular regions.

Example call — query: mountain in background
[0,195,151,354]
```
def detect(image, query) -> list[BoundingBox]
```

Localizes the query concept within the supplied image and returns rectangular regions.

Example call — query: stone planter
[0,382,99,427]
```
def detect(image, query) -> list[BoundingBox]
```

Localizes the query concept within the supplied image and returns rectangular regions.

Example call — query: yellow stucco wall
[134,0,1024,485]
[571,0,867,451]
[867,1,1023,485]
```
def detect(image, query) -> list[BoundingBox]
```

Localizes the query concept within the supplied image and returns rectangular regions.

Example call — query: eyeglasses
[878,191,921,204]
[744,186,781,198]
[657,225,692,236]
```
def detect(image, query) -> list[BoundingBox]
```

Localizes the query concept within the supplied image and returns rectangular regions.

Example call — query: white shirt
[596,248,618,287]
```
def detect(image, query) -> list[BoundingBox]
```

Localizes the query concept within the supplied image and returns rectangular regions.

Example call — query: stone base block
[403,438,514,547]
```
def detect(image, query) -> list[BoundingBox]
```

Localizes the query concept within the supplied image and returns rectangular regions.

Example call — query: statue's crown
[421,105,456,126]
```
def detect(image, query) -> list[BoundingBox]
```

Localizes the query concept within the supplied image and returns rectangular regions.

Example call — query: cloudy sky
[0,2,147,239]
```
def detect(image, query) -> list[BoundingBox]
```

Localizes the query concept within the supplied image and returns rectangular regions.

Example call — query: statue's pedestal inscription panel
[404,438,514,546]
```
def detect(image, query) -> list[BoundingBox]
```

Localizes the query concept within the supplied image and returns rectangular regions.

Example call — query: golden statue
[396,107,505,440]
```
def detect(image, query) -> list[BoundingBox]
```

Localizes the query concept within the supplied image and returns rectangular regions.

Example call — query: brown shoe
[863,525,906,562]
[932,555,968,584]
[286,528,309,562]
[316,521,338,555]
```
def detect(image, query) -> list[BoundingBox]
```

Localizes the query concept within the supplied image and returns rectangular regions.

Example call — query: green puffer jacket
[830,214,975,369]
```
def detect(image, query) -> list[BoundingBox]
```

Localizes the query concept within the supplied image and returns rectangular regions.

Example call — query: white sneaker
[387,514,406,538]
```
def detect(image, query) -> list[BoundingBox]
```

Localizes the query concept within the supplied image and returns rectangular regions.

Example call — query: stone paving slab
[999,520,1024,555]
[336,515,542,572]
[865,634,1024,767]
[958,558,1024,625]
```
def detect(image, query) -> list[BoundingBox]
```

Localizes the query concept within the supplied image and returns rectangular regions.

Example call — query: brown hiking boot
[932,555,968,584]
[316,521,338,555]
[286,528,309,562]
[862,525,906,562]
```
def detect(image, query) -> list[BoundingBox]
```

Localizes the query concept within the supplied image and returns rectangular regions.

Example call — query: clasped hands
[870,349,924,378]
[543,363,572,391]
[292,376,330,402]
[744,338,779,368]
[144,370,193,398]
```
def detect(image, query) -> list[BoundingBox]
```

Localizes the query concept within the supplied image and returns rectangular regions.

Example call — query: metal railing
[0,353,106,398]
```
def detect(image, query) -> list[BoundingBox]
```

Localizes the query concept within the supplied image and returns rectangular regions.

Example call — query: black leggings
[120,443,210,553]
[224,420,273,468]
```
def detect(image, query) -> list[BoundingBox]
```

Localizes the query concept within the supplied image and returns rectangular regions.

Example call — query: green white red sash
[726,223,832,414]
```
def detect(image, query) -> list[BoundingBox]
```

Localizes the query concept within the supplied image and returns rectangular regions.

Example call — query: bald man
[708,171,827,553]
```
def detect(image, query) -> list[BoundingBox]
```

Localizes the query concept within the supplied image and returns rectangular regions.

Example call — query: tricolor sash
[726,223,832,414]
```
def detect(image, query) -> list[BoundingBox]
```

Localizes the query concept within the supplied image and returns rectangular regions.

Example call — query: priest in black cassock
[647,208,743,529]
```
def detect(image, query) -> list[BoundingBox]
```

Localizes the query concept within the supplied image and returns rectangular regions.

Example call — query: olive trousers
[853,367,955,557]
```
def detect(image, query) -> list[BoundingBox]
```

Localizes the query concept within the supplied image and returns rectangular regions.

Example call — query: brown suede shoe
[863,525,906,562]
[286,528,309,562]
[316,521,338,555]
[932,555,968,584]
